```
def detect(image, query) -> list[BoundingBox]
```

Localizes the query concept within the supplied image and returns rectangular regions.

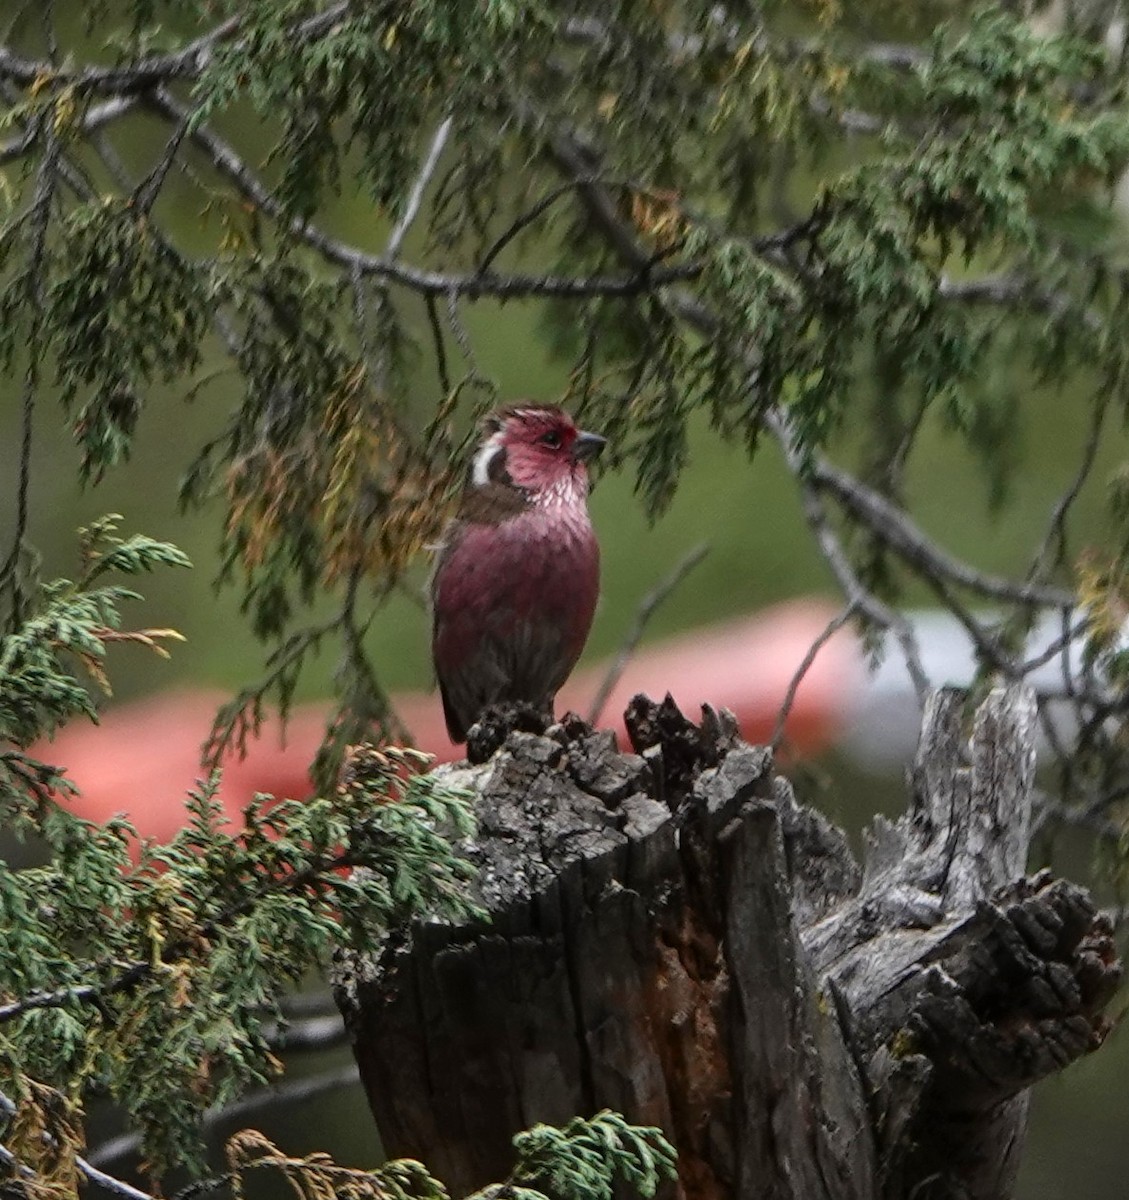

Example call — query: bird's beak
[571,430,607,463]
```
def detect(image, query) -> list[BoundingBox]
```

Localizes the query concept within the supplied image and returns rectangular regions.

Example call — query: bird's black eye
[538,430,563,448]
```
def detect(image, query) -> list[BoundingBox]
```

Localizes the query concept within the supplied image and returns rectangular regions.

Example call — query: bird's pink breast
[433,504,599,676]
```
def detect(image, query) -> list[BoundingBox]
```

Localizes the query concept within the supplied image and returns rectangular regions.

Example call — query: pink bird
[430,404,606,744]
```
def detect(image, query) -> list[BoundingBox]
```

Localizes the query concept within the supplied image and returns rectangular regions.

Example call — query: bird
[429,403,606,744]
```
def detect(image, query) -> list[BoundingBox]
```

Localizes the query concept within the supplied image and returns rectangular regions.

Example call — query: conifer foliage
[2,0,1129,1195]
[0,526,674,1194]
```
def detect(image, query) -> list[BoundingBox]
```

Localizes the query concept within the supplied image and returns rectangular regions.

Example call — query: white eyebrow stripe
[471,433,505,487]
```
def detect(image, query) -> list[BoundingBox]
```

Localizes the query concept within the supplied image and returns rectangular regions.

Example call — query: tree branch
[144,86,701,300]
[807,450,1074,609]
[938,271,1103,330]
[539,121,1100,713]
[0,8,336,93]
[0,119,58,626]
[0,1088,154,1200]
[539,126,938,698]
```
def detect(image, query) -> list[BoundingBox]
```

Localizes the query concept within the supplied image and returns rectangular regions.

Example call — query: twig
[755,405,931,700]
[545,130,644,265]
[1026,391,1109,586]
[385,116,452,260]
[918,569,1013,676]
[885,392,931,493]
[586,543,710,725]
[795,472,931,701]
[771,604,858,751]
[425,293,452,398]
[203,611,345,767]
[133,100,192,214]
[476,177,602,275]
[172,1175,232,1200]
[1056,595,1080,704]
[89,122,139,191]
[335,566,412,748]
[1020,613,1088,676]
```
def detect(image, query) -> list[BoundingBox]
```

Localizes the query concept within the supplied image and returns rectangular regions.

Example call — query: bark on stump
[332,688,1121,1200]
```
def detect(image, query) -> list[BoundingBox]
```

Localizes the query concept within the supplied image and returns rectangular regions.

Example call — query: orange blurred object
[34,599,861,842]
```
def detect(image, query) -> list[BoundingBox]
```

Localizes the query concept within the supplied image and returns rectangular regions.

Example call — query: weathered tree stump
[332,689,1121,1200]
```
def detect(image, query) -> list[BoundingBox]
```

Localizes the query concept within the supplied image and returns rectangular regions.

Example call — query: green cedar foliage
[0,521,475,1176]
[216,1110,675,1200]
[505,1111,679,1200]
[0,515,190,748]
[0,523,674,1196]
[0,525,671,1200]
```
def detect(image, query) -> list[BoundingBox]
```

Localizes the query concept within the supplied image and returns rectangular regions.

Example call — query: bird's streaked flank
[429,404,605,744]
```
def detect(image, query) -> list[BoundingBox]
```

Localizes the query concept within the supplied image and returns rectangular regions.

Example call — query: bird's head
[470,404,606,504]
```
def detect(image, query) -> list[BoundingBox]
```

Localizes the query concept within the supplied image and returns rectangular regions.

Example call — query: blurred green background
[3,5,1129,1198]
